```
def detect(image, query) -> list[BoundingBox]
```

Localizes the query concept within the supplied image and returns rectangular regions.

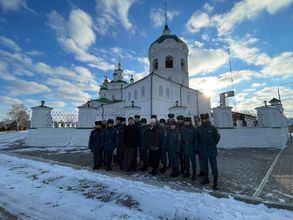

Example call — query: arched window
[181,58,185,70]
[159,85,163,96]
[128,92,131,102]
[141,86,145,98]
[166,88,170,98]
[165,55,173,68]
[153,58,158,70]
[134,90,137,99]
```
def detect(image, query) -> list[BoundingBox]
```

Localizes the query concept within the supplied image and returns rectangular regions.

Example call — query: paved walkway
[259,141,293,203]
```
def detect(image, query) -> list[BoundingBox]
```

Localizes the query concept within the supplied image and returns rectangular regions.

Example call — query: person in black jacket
[116,117,126,169]
[139,118,149,171]
[196,113,221,190]
[88,121,103,170]
[148,118,160,176]
[122,117,139,172]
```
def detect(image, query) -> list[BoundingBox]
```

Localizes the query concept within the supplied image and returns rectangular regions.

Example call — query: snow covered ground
[0,131,27,148]
[0,153,293,220]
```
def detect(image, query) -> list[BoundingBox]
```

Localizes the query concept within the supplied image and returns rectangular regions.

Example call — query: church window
[166,88,170,98]
[153,59,158,70]
[128,92,131,102]
[134,90,138,99]
[141,86,145,97]
[159,85,163,96]
[165,55,173,68]
[181,58,185,70]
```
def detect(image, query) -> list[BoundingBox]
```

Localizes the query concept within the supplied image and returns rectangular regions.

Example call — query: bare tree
[8,104,30,131]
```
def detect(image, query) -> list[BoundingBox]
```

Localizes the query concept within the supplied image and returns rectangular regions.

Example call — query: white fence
[25,127,290,149]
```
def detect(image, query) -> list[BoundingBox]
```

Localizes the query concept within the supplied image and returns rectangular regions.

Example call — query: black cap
[121,117,126,122]
[116,116,121,121]
[200,113,209,120]
[168,113,174,119]
[141,118,147,123]
[107,119,114,124]
[184,117,192,122]
[159,119,166,124]
[151,115,157,119]
[134,115,140,119]
[95,121,102,126]
[128,117,134,121]
[177,115,184,120]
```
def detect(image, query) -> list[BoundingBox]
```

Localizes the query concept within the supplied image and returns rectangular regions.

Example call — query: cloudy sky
[0,0,293,120]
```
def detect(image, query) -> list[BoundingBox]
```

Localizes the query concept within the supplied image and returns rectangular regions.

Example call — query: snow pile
[0,154,292,220]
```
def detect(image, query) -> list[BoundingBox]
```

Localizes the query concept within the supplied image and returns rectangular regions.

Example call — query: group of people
[88,113,221,190]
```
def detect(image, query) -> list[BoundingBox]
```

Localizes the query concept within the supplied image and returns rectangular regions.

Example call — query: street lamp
[277,81,293,104]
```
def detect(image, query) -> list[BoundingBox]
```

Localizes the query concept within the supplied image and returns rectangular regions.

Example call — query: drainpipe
[180,84,182,106]
[120,84,123,101]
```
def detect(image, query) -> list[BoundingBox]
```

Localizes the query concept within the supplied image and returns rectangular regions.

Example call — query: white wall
[25,127,289,149]
[25,128,92,147]
[217,127,289,149]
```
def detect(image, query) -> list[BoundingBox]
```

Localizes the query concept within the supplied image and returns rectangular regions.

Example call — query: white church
[78,25,211,127]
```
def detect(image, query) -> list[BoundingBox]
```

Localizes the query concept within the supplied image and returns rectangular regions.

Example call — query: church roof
[269,98,280,103]
[149,25,184,49]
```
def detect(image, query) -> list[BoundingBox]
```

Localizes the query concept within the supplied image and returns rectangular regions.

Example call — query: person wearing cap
[165,120,181,177]
[194,115,204,177]
[196,113,221,190]
[181,117,198,180]
[176,115,185,175]
[122,117,139,172]
[88,121,104,170]
[115,116,121,128]
[148,118,160,175]
[103,119,116,171]
[158,118,167,173]
[138,118,149,171]
[116,117,126,169]
[134,115,141,127]
[167,113,175,129]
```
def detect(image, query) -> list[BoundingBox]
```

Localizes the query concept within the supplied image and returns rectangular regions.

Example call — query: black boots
[169,169,179,178]
[93,164,100,170]
[213,176,218,190]
[159,165,166,173]
[149,168,158,176]
[183,169,190,178]
[139,164,148,172]
[191,173,196,181]
[200,175,210,185]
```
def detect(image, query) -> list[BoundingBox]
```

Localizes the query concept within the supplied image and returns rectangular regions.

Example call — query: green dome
[149,25,184,50]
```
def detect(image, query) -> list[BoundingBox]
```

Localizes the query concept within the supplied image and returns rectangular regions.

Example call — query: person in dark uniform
[139,118,149,171]
[123,117,139,172]
[165,121,181,177]
[116,117,126,169]
[181,117,198,180]
[115,116,121,128]
[194,115,205,177]
[148,118,160,175]
[176,115,185,175]
[196,113,221,190]
[158,118,167,173]
[103,119,116,171]
[167,113,175,127]
[88,121,103,170]
[134,115,141,127]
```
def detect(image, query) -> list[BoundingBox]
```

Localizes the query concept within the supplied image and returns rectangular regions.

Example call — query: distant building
[78,25,211,127]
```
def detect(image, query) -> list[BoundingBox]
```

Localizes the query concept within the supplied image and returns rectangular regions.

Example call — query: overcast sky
[0,0,293,119]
